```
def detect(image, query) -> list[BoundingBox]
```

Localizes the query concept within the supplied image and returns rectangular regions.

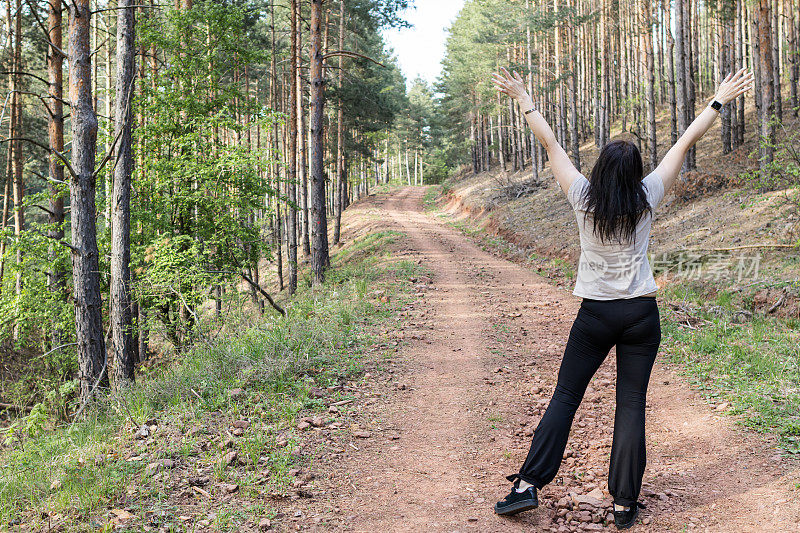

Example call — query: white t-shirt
[566,171,665,300]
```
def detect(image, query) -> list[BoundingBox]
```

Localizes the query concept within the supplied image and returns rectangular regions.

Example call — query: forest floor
[286,186,800,532]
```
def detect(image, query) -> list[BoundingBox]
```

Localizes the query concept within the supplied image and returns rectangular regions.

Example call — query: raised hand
[492,67,529,103]
[714,67,754,105]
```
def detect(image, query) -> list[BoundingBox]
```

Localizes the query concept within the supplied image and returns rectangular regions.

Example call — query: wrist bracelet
[524,107,537,115]
[710,100,722,111]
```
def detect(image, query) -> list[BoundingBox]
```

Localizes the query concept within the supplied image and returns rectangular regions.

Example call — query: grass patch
[659,282,800,454]
[422,185,442,212]
[0,230,424,531]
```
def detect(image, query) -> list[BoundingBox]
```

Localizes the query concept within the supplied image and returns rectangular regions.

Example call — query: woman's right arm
[492,68,582,195]
[655,68,754,193]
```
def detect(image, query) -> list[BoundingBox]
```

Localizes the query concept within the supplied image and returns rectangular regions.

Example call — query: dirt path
[299,187,799,532]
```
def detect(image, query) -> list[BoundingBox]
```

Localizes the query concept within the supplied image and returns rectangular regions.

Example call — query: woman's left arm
[493,68,582,195]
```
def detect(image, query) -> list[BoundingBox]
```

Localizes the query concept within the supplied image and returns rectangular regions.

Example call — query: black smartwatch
[710,100,723,111]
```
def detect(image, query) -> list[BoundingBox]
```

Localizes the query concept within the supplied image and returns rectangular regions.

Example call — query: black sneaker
[494,479,539,516]
[614,501,645,530]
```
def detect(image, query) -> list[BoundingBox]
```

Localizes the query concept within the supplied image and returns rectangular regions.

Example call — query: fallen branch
[767,292,786,314]
[688,243,798,253]
[239,271,286,316]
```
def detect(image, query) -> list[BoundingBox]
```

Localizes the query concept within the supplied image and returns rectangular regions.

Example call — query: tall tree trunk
[674,0,689,176]
[789,0,798,115]
[310,0,328,284]
[11,0,23,331]
[69,0,108,403]
[567,15,581,172]
[47,0,67,347]
[270,0,283,291]
[644,0,658,170]
[684,0,697,170]
[287,0,298,294]
[771,0,781,120]
[333,0,345,245]
[298,28,311,257]
[110,0,136,388]
[735,0,746,146]
[599,2,609,146]
[757,0,776,168]
[665,0,678,144]
[721,0,734,154]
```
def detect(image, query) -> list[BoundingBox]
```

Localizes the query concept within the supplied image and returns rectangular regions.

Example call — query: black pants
[508,296,661,507]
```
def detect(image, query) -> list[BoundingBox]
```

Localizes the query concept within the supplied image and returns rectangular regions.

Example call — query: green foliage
[0,230,423,529]
[135,1,279,348]
[745,114,800,208]
[660,283,800,454]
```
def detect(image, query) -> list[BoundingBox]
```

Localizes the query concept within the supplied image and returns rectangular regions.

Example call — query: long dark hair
[583,140,651,244]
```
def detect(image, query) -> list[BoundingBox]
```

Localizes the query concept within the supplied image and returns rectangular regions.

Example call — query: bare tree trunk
[721,0,734,154]
[69,0,108,403]
[567,15,581,172]
[599,2,609,146]
[1,2,13,294]
[644,0,658,170]
[333,0,345,245]
[11,0,23,329]
[684,0,697,170]
[789,0,798,115]
[110,0,136,388]
[298,27,311,257]
[47,0,67,348]
[666,0,678,144]
[270,0,283,291]
[310,0,328,284]
[674,0,689,176]
[757,0,776,168]
[771,0,781,120]
[287,0,298,293]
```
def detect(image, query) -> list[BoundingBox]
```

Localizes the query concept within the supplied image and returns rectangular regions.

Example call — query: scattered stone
[715,402,730,411]
[309,387,327,398]
[259,518,272,530]
[573,494,603,508]
[587,488,604,500]
[229,388,244,398]
[220,482,239,493]
[189,476,209,486]
[311,417,325,427]
[110,509,134,521]
[353,430,372,439]
[223,451,238,467]
[232,428,245,437]
[233,420,250,430]
[144,462,161,476]
[134,425,150,440]
[296,421,311,430]
[50,479,62,491]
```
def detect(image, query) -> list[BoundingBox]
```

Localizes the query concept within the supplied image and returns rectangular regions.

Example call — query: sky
[382,0,467,90]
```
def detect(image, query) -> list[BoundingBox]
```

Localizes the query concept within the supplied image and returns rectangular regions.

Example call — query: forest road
[311,186,800,533]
